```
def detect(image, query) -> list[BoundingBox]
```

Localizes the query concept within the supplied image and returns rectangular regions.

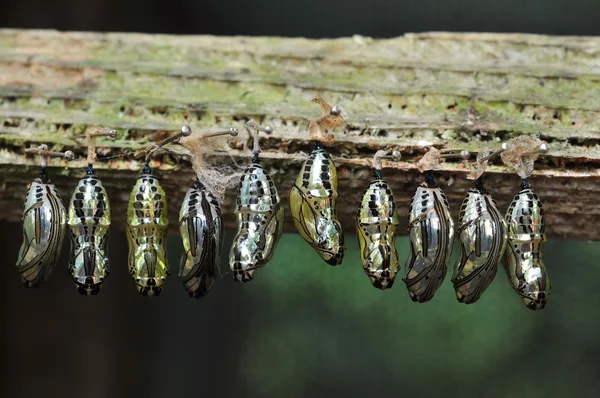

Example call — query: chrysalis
[503,180,550,310]
[404,149,455,303]
[179,180,223,297]
[356,165,400,289]
[177,125,238,297]
[229,121,284,282]
[290,99,345,265]
[17,145,73,287]
[125,127,188,297]
[126,164,169,296]
[452,179,507,304]
[500,138,550,310]
[68,128,116,295]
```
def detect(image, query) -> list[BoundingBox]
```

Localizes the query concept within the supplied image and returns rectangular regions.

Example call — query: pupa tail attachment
[246,119,272,163]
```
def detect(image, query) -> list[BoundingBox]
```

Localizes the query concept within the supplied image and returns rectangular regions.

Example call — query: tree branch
[1,29,599,239]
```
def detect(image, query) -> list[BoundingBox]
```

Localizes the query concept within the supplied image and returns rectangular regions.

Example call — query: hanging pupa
[179,180,222,297]
[125,131,175,296]
[177,125,239,297]
[229,120,284,282]
[500,137,550,310]
[289,98,345,265]
[451,148,508,304]
[67,128,116,295]
[356,150,401,289]
[403,147,455,302]
[17,145,74,287]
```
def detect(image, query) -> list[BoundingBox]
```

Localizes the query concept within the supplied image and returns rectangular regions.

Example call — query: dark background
[3,1,600,397]
[4,0,600,37]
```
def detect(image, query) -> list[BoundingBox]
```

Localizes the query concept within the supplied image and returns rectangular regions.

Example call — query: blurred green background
[3,223,600,398]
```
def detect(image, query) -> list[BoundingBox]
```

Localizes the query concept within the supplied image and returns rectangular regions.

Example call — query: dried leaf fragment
[308,97,346,146]
[417,147,441,173]
[468,151,491,180]
[500,136,547,179]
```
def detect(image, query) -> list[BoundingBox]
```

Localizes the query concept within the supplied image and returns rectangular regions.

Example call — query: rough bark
[1,29,599,240]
